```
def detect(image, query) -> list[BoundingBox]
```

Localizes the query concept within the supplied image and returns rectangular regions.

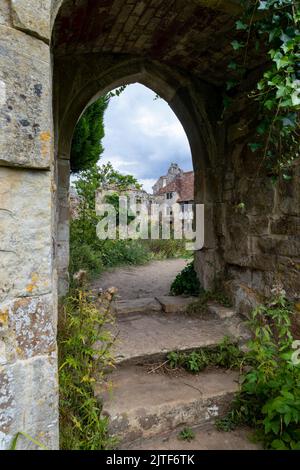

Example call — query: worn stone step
[106,313,249,364]
[97,366,239,445]
[156,296,196,314]
[122,423,260,450]
[113,298,162,317]
[107,312,250,365]
[207,301,237,320]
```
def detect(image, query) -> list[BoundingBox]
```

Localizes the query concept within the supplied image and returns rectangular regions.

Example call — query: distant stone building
[96,183,153,209]
[153,163,194,207]
[152,164,194,229]
[152,163,183,195]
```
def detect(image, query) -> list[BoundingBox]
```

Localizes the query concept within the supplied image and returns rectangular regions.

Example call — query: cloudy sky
[100,84,192,193]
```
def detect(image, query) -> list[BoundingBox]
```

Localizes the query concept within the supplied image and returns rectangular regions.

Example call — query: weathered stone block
[0,353,58,450]
[227,281,263,318]
[11,0,51,42]
[0,26,52,169]
[270,216,300,236]
[257,236,300,258]
[0,0,11,25]
[1,294,56,360]
[276,162,300,216]
[0,168,53,302]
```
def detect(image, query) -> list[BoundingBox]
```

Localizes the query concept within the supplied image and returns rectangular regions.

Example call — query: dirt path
[91,258,190,300]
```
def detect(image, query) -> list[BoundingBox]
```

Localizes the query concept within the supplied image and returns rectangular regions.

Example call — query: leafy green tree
[70,87,127,173]
[70,97,109,173]
[74,162,141,210]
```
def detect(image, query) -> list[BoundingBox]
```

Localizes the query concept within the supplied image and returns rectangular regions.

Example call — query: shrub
[170,262,201,296]
[69,242,104,282]
[216,291,300,450]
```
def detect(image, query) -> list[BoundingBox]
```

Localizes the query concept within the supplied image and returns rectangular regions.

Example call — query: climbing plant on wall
[228,0,300,179]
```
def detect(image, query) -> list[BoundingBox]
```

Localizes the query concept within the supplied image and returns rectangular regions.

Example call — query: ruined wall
[203,90,300,315]
[0,0,58,450]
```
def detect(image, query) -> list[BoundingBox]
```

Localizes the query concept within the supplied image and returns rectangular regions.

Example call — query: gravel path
[91,258,190,300]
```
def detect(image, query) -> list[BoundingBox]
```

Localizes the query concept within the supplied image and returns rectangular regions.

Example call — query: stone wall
[194,90,300,316]
[0,0,58,450]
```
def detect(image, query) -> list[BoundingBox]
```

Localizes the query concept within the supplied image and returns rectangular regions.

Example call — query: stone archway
[0,0,299,450]
[53,56,222,296]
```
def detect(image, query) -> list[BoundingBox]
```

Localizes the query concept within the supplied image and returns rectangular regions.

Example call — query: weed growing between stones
[178,428,195,442]
[58,287,117,450]
[167,337,245,374]
[186,289,232,316]
[216,290,300,450]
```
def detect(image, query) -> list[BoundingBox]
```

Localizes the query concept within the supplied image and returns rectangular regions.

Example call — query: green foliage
[167,337,244,374]
[143,238,190,260]
[178,428,195,442]
[71,97,109,173]
[170,262,201,296]
[216,292,300,450]
[75,163,141,211]
[10,432,48,450]
[70,164,147,281]
[70,86,127,173]
[58,289,117,450]
[228,0,300,178]
[187,287,232,316]
[70,164,190,280]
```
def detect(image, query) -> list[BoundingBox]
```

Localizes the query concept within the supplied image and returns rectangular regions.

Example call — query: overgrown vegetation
[58,287,117,450]
[70,164,189,282]
[227,0,300,179]
[216,289,300,450]
[167,337,244,374]
[170,262,201,296]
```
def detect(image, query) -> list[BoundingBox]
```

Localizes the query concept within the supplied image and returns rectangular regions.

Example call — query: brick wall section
[53,0,262,86]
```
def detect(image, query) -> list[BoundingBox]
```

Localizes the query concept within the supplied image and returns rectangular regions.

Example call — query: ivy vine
[227,0,300,180]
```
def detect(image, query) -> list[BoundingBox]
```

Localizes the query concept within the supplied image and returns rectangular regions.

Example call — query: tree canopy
[70,97,109,173]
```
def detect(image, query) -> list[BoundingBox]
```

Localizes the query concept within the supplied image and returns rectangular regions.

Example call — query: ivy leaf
[223,95,231,110]
[271,439,289,450]
[228,61,238,70]
[231,40,244,51]
[264,99,275,110]
[249,143,262,152]
[226,79,238,90]
[258,1,268,10]
[291,91,300,106]
[276,85,288,99]
[273,52,289,70]
[236,20,248,31]
[256,121,268,135]
[282,113,297,128]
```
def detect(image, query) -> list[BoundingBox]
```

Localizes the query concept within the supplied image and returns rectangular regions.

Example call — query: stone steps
[106,309,250,366]
[97,365,240,445]
[112,295,196,317]
[95,297,251,448]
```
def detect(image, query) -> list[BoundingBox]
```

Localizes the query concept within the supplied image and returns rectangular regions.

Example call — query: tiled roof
[156,171,194,202]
